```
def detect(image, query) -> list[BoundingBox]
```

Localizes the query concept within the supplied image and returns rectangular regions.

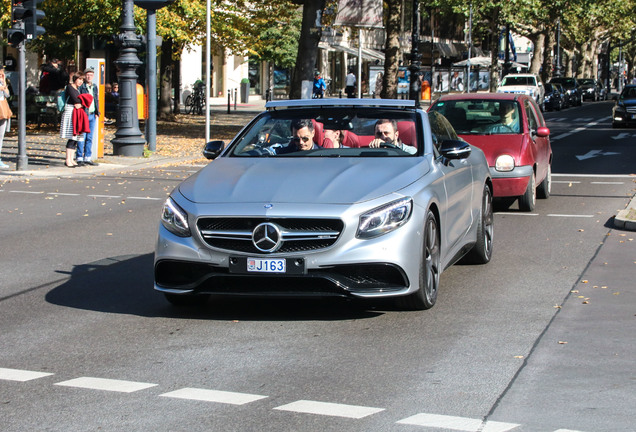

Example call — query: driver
[368,119,416,154]
[488,101,520,133]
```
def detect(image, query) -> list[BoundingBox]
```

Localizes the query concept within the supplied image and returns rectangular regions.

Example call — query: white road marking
[552,180,581,184]
[55,377,157,393]
[88,194,122,199]
[160,387,267,405]
[552,173,634,179]
[0,367,54,382]
[397,413,520,431]
[47,192,80,196]
[547,214,594,218]
[554,429,587,432]
[590,181,624,185]
[551,118,608,140]
[274,399,384,419]
[9,190,44,194]
[127,196,163,200]
[495,213,539,216]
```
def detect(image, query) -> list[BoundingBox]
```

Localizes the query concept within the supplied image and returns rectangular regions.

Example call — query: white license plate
[247,258,286,273]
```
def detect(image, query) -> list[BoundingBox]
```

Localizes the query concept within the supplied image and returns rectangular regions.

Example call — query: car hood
[618,99,636,106]
[178,157,427,204]
[458,134,524,166]
[498,85,534,93]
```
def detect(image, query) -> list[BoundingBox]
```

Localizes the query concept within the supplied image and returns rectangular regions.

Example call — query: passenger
[322,128,344,148]
[368,119,416,154]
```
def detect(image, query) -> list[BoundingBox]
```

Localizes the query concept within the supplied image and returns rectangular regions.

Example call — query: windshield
[620,87,636,99]
[551,78,575,88]
[501,76,536,86]
[430,99,522,135]
[579,79,595,85]
[228,108,420,157]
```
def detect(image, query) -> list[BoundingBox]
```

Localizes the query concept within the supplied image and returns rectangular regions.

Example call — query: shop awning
[325,43,385,62]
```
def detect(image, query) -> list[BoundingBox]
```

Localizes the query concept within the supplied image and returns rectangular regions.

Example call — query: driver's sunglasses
[292,136,311,143]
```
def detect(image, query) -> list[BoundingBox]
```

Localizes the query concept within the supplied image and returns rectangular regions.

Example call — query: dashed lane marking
[274,399,385,419]
[0,367,54,382]
[160,387,268,405]
[547,214,594,218]
[88,194,123,199]
[590,181,625,185]
[396,413,519,432]
[55,377,158,393]
[127,196,163,200]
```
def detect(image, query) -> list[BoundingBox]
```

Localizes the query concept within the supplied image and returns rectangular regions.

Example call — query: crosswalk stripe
[159,387,267,405]
[0,367,54,382]
[55,377,157,393]
[397,413,519,431]
[274,399,384,419]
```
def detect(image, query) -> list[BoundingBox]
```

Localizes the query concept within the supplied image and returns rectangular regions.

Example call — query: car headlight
[357,197,413,239]
[495,155,515,172]
[161,197,191,237]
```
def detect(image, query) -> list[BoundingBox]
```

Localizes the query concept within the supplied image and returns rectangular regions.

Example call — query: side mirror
[439,139,471,160]
[536,126,550,137]
[203,140,225,160]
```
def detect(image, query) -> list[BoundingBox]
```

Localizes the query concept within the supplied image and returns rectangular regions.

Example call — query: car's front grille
[626,106,636,113]
[197,217,344,254]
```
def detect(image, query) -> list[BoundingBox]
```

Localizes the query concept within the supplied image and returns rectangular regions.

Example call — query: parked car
[612,84,636,128]
[549,77,582,106]
[579,78,600,101]
[497,73,545,111]
[552,82,571,108]
[154,99,493,311]
[429,93,552,211]
[543,83,563,111]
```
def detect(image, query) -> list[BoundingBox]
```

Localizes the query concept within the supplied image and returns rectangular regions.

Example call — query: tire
[396,210,440,310]
[537,163,551,199]
[464,184,494,264]
[518,171,536,211]
[164,293,209,306]
[185,95,194,114]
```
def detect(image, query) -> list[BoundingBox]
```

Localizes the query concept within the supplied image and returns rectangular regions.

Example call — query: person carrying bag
[0,67,12,169]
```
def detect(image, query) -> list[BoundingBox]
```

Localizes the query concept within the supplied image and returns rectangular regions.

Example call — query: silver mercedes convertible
[155,99,493,310]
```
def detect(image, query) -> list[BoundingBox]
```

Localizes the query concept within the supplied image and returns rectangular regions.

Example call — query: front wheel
[518,172,536,211]
[463,184,494,264]
[396,210,440,310]
[184,95,194,114]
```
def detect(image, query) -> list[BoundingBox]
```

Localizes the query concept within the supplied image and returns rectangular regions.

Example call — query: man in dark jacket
[77,67,100,166]
[39,59,68,95]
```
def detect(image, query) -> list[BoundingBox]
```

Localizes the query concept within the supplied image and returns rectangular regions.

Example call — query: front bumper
[489,165,533,197]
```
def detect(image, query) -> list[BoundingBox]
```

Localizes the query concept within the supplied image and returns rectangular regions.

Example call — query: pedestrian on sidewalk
[0,67,11,169]
[60,71,88,168]
[78,67,99,166]
[345,69,356,98]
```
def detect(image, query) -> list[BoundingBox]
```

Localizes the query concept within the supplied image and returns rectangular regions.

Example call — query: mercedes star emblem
[252,222,283,252]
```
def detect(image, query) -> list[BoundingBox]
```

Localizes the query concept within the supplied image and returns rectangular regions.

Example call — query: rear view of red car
[429,93,552,211]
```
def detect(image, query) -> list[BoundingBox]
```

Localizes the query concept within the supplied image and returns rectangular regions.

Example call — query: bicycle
[185,82,205,115]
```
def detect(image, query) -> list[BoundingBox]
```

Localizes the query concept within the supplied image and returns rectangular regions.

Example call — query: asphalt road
[0,101,634,432]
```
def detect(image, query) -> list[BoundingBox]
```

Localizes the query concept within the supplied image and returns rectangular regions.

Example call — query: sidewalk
[0,97,267,180]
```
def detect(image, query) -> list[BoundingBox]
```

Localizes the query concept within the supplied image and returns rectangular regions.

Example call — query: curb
[0,155,205,180]
[614,194,636,231]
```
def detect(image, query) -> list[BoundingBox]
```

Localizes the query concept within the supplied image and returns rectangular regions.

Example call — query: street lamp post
[111,0,145,156]
[134,0,175,153]
[408,0,422,108]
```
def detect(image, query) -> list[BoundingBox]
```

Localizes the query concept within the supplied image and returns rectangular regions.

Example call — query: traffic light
[9,0,45,44]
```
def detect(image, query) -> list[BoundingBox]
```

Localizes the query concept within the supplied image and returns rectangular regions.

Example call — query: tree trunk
[529,31,545,76]
[289,0,326,99]
[159,38,174,119]
[381,0,402,99]
[542,27,555,83]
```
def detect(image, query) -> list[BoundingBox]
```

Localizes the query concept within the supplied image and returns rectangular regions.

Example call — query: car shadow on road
[44,253,385,321]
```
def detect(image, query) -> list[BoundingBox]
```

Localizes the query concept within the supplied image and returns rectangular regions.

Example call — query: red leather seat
[312,119,324,145]
[397,121,416,148]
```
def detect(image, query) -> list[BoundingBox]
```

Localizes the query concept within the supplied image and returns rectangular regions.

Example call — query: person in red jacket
[59,71,88,168]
